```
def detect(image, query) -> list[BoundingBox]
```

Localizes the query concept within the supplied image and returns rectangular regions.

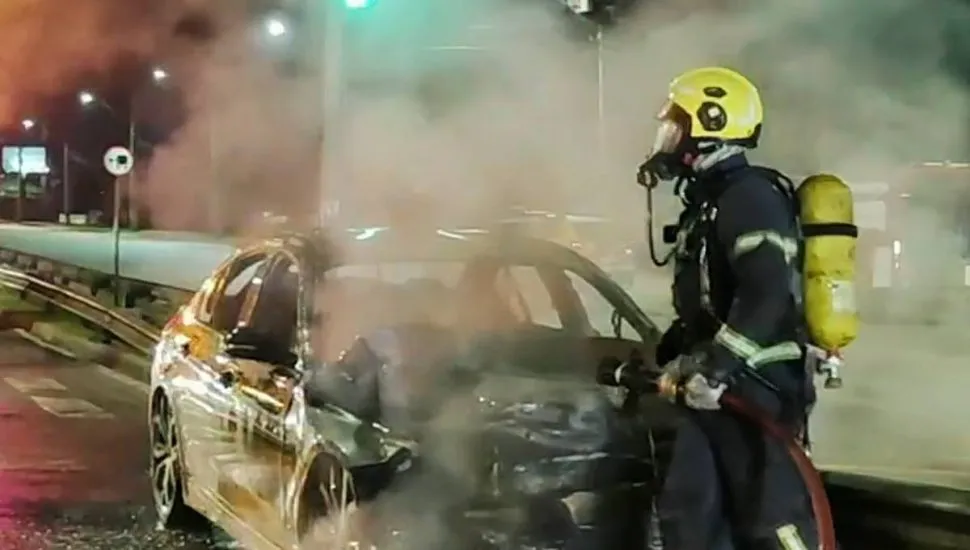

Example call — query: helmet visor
[648,100,688,156]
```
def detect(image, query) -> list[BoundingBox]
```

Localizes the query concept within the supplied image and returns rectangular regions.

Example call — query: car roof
[250,228,597,270]
[233,227,663,341]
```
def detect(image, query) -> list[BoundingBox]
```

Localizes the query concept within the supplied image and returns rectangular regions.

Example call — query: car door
[172,249,273,504]
[548,264,661,367]
[187,250,274,508]
[218,251,306,545]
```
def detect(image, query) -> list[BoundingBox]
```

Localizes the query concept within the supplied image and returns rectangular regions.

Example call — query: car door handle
[171,334,192,356]
[218,368,240,388]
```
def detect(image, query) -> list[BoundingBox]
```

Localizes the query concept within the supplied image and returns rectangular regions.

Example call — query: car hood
[312,326,654,497]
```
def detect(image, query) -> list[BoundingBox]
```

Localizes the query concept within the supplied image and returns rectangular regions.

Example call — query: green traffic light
[344,0,373,8]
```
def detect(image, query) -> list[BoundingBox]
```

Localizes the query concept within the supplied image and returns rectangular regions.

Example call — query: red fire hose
[604,361,838,549]
[719,392,837,550]
[597,360,837,550]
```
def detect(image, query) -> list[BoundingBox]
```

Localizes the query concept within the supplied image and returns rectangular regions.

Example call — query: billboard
[2,146,50,175]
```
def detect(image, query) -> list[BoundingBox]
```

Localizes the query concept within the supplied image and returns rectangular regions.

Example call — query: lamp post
[78,67,166,306]
[78,90,129,306]
[77,66,167,230]
[21,118,77,225]
[306,0,348,225]
[15,118,51,222]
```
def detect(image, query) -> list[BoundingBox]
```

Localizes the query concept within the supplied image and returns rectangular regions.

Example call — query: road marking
[30,396,114,419]
[95,365,149,395]
[4,376,67,393]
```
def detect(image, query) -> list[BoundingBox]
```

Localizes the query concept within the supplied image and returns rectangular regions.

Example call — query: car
[149,228,678,550]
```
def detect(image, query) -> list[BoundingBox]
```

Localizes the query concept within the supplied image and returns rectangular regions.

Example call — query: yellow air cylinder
[797,174,859,351]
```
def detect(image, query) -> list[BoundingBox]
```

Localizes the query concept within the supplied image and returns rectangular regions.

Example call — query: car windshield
[311,261,489,361]
[309,259,600,362]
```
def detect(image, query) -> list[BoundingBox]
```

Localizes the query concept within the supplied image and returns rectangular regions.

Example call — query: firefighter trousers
[657,381,818,550]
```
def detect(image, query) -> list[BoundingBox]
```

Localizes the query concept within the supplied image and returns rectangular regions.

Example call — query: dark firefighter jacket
[667,154,805,392]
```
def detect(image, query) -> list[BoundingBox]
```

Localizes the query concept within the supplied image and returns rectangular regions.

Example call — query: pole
[16,146,24,222]
[127,102,138,229]
[62,142,70,225]
[595,26,607,172]
[208,101,220,234]
[318,0,346,226]
[111,176,122,307]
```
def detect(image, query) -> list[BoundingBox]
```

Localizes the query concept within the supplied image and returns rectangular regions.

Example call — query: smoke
[0,0,206,123]
[136,0,969,240]
[132,0,970,542]
[140,4,323,233]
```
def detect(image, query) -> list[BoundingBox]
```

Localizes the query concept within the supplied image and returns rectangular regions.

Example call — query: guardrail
[828,472,970,548]
[0,266,160,355]
[0,244,193,329]
[1,242,970,548]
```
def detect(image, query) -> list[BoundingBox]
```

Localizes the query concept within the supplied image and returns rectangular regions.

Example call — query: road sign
[103,146,133,176]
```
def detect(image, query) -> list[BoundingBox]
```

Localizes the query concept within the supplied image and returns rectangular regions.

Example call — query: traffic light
[344,0,374,9]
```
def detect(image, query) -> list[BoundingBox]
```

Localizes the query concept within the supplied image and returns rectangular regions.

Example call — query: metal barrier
[0,266,160,355]
[0,244,192,354]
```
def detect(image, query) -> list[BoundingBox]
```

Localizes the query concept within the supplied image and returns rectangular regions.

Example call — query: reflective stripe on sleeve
[747,341,803,367]
[733,230,798,263]
[714,325,803,369]
[713,325,760,359]
[775,524,810,550]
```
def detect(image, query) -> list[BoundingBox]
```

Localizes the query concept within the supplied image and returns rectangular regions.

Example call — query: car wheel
[150,393,205,530]
[298,454,359,545]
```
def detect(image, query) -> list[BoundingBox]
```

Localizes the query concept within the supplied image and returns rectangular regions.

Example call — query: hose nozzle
[656,373,680,401]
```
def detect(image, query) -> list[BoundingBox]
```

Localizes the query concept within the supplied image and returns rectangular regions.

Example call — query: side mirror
[224,327,298,368]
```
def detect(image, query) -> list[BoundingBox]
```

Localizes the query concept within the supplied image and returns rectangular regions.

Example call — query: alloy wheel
[151,397,180,521]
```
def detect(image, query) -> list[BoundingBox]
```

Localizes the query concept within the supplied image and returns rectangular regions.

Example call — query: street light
[16,118,62,224]
[264,16,288,37]
[77,91,96,106]
[76,70,166,305]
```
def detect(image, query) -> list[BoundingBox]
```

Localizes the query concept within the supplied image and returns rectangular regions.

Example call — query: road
[0,331,227,549]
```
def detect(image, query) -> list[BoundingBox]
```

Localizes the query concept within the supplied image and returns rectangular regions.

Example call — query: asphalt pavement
[0,332,228,549]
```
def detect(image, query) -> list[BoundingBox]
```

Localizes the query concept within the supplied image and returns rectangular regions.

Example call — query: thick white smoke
[140,0,969,235]
[138,0,970,527]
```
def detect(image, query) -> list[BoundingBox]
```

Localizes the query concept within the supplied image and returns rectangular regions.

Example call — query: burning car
[149,228,676,550]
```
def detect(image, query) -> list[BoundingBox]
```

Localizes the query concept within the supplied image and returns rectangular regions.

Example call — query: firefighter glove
[683,373,727,410]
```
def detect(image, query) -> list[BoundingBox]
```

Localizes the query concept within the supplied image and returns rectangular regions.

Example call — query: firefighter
[642,67,819,549]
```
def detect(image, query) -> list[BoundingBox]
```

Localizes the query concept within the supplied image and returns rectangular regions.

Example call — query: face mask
[639,102,693,188]
[637,152,688,188]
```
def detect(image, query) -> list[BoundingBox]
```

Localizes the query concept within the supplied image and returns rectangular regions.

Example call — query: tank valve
[817,352,843,389]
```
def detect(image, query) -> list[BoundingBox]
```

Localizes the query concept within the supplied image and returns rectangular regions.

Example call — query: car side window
[210,254,270,333]
[506,266,563,328]
[564,270,636,339]
[242,255,302,352]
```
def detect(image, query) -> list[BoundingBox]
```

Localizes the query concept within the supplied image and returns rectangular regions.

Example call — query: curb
[17,320,151,384]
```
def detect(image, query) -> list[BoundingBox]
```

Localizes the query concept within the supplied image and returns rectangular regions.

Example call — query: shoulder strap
[738,165,799,214]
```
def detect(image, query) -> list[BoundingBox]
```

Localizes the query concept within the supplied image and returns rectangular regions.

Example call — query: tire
[150,393,206,531]
[298,454,358,545]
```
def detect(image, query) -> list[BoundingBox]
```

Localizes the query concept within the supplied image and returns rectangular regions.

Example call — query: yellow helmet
[661,67,764,145]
